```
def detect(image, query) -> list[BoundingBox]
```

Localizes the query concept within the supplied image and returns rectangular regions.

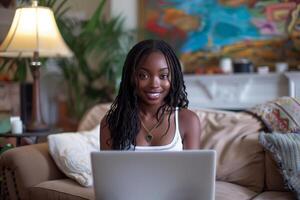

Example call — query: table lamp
[0,0,73,132]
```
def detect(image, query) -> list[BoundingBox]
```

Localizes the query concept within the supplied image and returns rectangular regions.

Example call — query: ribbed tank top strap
[175,107,180,137]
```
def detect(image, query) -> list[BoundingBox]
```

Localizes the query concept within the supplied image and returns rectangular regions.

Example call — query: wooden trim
[137,0,145,41]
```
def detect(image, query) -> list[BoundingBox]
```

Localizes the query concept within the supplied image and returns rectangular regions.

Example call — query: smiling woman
[100,39,201,151]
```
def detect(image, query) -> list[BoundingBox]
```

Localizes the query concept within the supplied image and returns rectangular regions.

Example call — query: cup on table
[10,117,23,134]
[275,62,288,73]
[220,57,233,74]
[257,66,269,74]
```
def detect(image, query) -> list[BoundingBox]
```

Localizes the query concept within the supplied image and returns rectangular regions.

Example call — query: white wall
[57,0,107,20]
[111,0,137,30]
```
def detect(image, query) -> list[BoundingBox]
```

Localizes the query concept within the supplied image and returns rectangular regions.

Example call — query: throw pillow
[48,125,100,187]
[248,96,300,133]
[259,132,300,199]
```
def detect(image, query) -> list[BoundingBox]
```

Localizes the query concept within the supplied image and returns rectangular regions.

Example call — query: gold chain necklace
[140,115,164,143]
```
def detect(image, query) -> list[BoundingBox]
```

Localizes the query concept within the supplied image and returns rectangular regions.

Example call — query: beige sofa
[0,104,296,200]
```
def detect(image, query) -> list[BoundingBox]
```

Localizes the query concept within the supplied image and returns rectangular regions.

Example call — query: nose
[149,76,160,88]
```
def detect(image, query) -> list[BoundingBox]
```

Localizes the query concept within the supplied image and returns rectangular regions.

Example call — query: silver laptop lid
[91,150,216,200]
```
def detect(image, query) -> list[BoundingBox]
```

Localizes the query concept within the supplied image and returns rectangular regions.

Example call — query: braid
[106,39,189,150]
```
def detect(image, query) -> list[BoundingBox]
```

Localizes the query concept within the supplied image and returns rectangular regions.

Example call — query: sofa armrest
[0,143,66,200]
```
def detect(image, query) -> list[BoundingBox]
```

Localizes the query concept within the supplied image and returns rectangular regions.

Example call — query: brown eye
[160,74,169,80]
[138,72,148,80]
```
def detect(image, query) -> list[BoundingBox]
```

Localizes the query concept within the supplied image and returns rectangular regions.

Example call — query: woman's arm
[100,117,112,150]
[179,109,201,149]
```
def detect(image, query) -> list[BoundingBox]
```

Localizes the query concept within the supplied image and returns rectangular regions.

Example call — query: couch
[0,103,296,200]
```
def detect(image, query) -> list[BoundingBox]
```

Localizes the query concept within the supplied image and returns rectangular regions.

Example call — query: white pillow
[48,125,100,187]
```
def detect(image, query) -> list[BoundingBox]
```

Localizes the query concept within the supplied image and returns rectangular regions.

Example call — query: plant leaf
[83,0,106,33]
[54,0,68,16]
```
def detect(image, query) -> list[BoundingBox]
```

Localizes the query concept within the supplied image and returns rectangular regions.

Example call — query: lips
[145,92,161,100]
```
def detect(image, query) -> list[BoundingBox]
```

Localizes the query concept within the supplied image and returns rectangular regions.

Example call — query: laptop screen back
[91,150,216,200]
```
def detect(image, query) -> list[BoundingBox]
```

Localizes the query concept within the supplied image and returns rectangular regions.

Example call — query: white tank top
[130,108,183,151]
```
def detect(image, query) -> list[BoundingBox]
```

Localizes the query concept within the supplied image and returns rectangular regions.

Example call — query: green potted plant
[56,0,132,121]
[1,0,133,127]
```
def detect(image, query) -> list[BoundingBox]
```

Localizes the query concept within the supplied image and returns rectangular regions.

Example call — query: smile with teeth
[146,92,161,99]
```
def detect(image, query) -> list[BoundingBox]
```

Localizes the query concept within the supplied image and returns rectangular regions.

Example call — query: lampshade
[0,3,73,58]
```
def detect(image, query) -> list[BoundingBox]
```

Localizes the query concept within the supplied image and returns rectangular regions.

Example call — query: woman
[100,39,201,150]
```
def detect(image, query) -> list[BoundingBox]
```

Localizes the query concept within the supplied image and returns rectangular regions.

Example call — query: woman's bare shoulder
[100,115,108,128]
[100,115,112,150]
[178,108,201,149]
[178,108,201,132]
[179,108,200,123]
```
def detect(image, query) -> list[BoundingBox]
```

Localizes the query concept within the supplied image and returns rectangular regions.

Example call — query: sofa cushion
[48,125,99,187]
[78,103,111,131]
[215,181,257,200]
[194,108,264,192]
[264,151,287,191]
[252,191,295,200]
[248,96,300,133]
[259,132,300,199]
[29,179,94,200]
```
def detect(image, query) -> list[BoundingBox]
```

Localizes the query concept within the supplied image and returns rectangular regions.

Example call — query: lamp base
[26,55,49,133]
[26,122,49,132]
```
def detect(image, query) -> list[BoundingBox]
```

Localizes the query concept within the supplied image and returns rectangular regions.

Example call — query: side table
[0,130,61,147]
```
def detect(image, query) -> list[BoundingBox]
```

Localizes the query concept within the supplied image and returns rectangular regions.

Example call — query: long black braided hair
[105,39,189,150]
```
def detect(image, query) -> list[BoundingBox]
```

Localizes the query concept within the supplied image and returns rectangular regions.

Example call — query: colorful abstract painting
[140,0,300,73]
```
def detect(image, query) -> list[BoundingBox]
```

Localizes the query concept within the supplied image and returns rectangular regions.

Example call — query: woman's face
[135,51,171,107]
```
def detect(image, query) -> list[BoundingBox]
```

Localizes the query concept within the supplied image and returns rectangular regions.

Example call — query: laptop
[91,150,216,200]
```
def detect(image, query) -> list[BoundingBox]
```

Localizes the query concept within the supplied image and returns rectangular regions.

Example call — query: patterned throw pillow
[259,132,300,199]
[248,97,300,133]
